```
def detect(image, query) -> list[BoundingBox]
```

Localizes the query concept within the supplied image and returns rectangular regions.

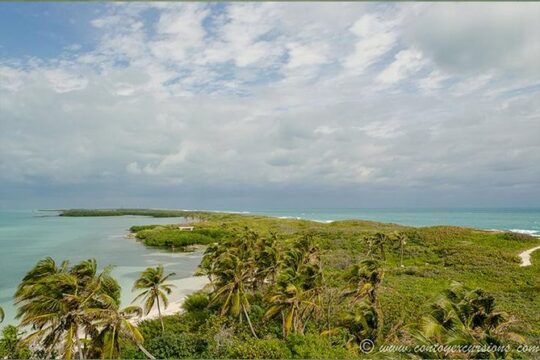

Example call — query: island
[3,208,538,359]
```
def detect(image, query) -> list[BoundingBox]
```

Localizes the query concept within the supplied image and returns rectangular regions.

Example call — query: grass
[60,209,540,345]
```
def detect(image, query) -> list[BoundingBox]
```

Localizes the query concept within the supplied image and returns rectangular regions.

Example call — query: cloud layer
[1,2,539,209]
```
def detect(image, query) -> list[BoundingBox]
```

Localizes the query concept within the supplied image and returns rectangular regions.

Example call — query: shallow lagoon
[0,210,201,325]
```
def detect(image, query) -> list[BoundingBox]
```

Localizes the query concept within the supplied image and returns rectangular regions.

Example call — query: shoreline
[57,208,540,236]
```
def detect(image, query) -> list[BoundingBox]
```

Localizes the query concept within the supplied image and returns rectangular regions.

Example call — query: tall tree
[393,232,408,267]
[89,305,155,359]
[209,252,258,338]
[371,233,388,261]
[14,258,120,360]
[342,259,385,343]
[132,265,176,334]
[265,235,322,336]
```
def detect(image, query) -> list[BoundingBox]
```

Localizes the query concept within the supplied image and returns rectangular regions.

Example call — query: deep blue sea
[1,208,539,325]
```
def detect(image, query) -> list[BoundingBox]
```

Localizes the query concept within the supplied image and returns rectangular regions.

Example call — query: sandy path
[519,245,540,267]
[138,276,210,321]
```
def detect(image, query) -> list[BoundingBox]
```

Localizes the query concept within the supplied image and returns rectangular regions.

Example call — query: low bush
[286,334,357,359]
[183,292,210,313]
[224,338,292,359]
[145,333,208,359]
[134,227,232,248]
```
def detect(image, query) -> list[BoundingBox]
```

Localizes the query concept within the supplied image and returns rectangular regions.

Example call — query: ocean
[1,208,539,325]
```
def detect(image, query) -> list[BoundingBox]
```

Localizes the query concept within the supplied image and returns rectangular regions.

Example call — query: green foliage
[48,209,540,357]
[145,333,208,359]
[134,227,231,249]
[286,334,356,359]
[130,224,162,232]
[411,282,524,359]
[0,325,31,359]
[224,338,293,359]
[182,292,210,313]
[133,265,176,333]
[60,208,208,219]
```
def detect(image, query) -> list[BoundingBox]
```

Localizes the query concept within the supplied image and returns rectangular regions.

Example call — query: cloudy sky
[1,2,539,210]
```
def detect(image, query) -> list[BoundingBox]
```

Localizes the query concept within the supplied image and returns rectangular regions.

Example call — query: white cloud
[344,14,398,73]
[0,66,26,92]
[43,69,89,93]
[2,2,540,207]
[285,42,329,68]
[417,70,450,93]
[377,49,425,84]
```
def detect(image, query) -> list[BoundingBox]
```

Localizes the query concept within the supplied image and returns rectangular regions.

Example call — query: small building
[178,226,194,231]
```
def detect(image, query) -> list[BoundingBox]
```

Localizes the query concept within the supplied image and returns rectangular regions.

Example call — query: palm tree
[343,259,384,303]
[265,236,323,336]
[371,233,388,261]
[339,301,380,351]
[15,258,120,360]
[208,250,259,338]
[132,265,176,334]
[393,232,408,267]
[265,281,318,336]
[412,282,523,359]
[342,259,385,343]
[363,235,375,259]
[252,233,280,289]
[89,305,155,359]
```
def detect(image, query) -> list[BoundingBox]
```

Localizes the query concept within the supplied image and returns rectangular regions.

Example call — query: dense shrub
[224,338,292,359]
[145,333,208,359]
[0,325,31,359]
[182,292,210,313]
[286,334,356,359]
[134,227,232,248]
[130,224,162,232]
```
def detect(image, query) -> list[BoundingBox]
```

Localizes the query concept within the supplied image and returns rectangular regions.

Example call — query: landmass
[3,208,538,359]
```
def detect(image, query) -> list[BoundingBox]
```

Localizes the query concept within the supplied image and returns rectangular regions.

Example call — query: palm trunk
[242,304,258,338]
[400,243,404,267]
[156,295,165,333]
[281,311,286,338]
[74,329,84,360]
[374,299,384,344]
[380,245,386,261]
[137,343,156,360]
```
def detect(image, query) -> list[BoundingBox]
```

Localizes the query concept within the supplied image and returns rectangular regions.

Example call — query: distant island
[2,208,538,359]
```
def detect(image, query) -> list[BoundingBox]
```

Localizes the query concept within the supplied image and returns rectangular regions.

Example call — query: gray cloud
[1,3,539,209]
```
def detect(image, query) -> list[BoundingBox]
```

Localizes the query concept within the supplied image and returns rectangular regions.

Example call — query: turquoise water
[249,208,540,235]
[1,208,539,326]
[0,210,202,325]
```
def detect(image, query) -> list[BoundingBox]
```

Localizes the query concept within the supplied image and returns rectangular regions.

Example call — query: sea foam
[510,229,539,235]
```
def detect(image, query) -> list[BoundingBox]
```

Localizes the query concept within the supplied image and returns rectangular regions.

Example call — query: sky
[0,2,539,210]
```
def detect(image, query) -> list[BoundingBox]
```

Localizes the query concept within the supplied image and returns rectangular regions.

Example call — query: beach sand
[139,276,210,321]
[519,245,540,267]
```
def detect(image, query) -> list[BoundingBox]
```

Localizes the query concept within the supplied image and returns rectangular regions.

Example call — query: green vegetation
[3,209,536,359]
[133,265,176,334]
[60,208,211,219]
[0,325,31,359]
[12,257,153,360]
[133,225,231,250]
